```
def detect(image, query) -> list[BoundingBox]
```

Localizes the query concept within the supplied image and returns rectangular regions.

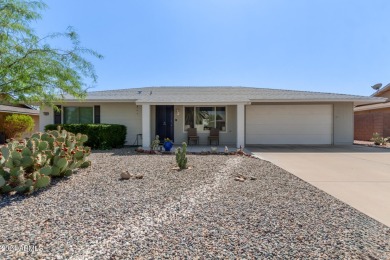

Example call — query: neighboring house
[354,86,390,140]
[0,95,39,140]
[39,87,383,148]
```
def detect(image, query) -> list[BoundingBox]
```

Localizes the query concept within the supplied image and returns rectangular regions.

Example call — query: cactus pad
[80,161,91,169]
[55,157,68,169]
[38,141,49,151]
[11,151,22,160]
[1,146,10,160]
[64,169,73,176]
[39,166,52,176]
[21,156,34,168]
[21,147,32,156]
[0,175,5,188]
[51,166,61,176]
[34,176,51,189]
[74,151,84,160]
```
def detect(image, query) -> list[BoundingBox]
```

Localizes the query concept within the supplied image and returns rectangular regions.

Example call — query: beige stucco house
[39,87,384,148]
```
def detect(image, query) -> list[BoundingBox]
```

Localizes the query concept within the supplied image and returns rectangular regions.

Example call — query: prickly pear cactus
[0,126,92,194]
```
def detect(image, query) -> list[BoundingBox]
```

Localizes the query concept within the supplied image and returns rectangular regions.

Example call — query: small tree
[0,0,103,106]
[3,114,34,138]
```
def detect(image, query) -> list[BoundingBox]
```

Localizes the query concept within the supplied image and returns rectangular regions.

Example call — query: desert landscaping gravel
[0,148,389,259]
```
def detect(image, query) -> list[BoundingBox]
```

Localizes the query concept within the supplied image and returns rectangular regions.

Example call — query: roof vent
[150,91,152,95]
[137,91,142,94]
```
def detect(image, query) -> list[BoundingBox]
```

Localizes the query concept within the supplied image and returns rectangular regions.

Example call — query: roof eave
[58,99,139,103]
[0,109,39,115]
[135,101,251,105]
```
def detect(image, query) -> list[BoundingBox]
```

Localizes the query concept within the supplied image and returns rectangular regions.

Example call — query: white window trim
[62,106,95,124]
[183,106,227,133]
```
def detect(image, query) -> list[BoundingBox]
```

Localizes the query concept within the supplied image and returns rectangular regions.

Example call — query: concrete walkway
[248,145,390,227]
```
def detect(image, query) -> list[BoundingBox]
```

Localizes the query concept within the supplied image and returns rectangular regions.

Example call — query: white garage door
[246,105,333,145]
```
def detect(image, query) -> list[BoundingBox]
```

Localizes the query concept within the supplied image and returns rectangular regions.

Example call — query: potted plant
[163,138,173,151]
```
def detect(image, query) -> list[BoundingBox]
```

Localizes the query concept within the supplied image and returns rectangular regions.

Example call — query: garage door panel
[246,134,331,145]
[246,124,332,135]
[247,106,331,115]
[246,105,332,145]
[247,120,332,128]
[247,114,331,122]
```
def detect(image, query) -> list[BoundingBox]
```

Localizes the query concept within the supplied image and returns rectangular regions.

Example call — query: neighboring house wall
[354,88,390,141]
[40,102,142,145]
[354,108,390,140]
[32,115,40,133]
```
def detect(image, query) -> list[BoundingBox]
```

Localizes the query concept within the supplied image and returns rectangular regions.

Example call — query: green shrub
[45,124,127,149]
[3,114,35,139]
[0,127,91,194]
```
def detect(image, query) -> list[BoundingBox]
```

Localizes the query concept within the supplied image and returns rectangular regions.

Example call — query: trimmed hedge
[45,124,127,149]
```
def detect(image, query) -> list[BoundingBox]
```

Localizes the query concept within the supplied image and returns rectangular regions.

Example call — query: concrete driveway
[248,145,390,227]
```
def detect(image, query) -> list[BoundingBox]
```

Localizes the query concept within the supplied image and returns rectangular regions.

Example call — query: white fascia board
[57,99,138,103]
[135,101,251,106]
[0,109,39,115]
[250,98,387,105]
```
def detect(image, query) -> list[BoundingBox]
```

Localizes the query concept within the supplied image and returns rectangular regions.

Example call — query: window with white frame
[184,106,226,132]
[63,107,93,124]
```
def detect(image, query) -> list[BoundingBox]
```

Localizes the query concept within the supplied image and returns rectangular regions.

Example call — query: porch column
[237,104,245,148]
[142,104,151,149]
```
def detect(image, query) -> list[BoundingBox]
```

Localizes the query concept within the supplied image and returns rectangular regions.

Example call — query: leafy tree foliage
[0,0,103,106]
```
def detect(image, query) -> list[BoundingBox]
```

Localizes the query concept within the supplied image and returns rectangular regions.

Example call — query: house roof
[354,102,390,112]
[0,105,39,115]
[354,85,390,111]
[371,84,390,97]
[63,86,385,105]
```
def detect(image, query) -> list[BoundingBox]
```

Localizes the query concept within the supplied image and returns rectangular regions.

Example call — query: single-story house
[354,85,390,140]
[39,87,384,148]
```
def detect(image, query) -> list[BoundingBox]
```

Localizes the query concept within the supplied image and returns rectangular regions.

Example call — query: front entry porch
[140,103,246,149]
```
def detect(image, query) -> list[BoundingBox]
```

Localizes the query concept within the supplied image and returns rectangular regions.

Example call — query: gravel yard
[0,148,389,259]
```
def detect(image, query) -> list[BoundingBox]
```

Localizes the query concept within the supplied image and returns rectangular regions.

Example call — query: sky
[34,0,390,96]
